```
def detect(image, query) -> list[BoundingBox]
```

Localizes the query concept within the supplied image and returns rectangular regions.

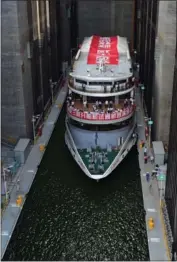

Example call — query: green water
[3,107,149,261]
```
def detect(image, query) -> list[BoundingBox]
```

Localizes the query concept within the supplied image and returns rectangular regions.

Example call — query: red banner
[87,36,119,65]
[68,106,134,121]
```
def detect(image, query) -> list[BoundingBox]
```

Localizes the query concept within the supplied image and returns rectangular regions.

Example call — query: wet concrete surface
[3,108,149,261]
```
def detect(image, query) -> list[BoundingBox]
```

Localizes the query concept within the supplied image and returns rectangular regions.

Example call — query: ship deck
[72,52,132,80]
[71,99,125,112]
[78,148,119,174]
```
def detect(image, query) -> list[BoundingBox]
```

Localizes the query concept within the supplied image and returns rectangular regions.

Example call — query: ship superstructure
[65,35,137,180]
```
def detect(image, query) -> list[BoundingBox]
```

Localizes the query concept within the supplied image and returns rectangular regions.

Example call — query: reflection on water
[3,108,149,261]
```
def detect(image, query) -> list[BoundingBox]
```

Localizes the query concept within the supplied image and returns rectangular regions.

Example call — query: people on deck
[67,95,135,120]
[83,100,87,109]
[105,100,108,108]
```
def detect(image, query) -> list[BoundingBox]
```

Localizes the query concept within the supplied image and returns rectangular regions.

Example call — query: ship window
[114,79,127,85]
[69,116,134,131]
[75,79,87,84]
[89,82,112,86]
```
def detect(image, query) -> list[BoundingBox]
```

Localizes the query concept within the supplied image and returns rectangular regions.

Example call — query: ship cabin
[67,35,136,125]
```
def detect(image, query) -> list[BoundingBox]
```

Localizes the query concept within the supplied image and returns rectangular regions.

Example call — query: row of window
[75,77,134,86]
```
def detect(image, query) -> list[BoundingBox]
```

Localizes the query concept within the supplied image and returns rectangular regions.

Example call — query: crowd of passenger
[67,94,135,115]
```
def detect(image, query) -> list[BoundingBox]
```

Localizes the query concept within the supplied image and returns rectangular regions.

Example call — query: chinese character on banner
[99,114,105,120]
[87,113,91,119]
[93,114,97,120]
[105,114,110,120]
[96,55,110,64]
[122,110,126,117]
[111,113,115,120]
[97,50,105,56]
[117,112,121,119]
[98,37,111,49]
[111,113,116,119]
[87,36,118,65]
[80,112,84,118]
[105,50,110,55]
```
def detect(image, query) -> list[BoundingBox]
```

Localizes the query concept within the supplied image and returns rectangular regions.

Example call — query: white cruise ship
[65,35,137,181]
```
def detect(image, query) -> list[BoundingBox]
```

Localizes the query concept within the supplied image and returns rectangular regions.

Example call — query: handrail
[67,106,135,121]
[34,73,65,132]
[68,84,135,97]
[1,138,17,149]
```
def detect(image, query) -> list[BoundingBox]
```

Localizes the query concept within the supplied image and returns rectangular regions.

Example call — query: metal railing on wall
[32,68,68,143]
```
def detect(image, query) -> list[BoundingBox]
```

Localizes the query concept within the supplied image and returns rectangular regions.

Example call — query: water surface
[3,108,149,261]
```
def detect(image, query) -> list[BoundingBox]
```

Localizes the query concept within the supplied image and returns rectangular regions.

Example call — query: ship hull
[65,118,137,180]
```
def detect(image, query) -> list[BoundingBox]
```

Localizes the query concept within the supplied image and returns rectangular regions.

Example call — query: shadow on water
[3,106,149,261]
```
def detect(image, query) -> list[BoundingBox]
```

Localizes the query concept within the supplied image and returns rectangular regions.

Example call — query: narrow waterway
[3,107,149,261]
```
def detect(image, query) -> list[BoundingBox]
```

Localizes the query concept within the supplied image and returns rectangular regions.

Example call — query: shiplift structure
[65,35,137,180]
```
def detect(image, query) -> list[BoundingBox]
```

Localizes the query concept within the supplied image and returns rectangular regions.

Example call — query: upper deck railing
[67,99,135,124]
[68,76,135,96]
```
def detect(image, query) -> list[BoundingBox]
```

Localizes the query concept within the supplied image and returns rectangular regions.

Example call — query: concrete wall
[17,1,34,138]
[59,0,71,62]
[77,0,134,44]
[152,1,176,144]
[1,1,33,139]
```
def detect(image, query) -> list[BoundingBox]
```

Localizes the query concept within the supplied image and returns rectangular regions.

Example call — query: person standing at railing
[96,100,99,109]
[107,107,111,113]
[99,101,102,110]
[83,100,87,110]
[124,99,128,107]
[110,107,113,113]
[105,100,108,109]
[69,95,72,104]
[130,97,134,105]
[93,105,96,112]
[109,100,113,107]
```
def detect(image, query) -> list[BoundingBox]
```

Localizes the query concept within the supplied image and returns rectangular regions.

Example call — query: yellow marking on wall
[159,200,171,261]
